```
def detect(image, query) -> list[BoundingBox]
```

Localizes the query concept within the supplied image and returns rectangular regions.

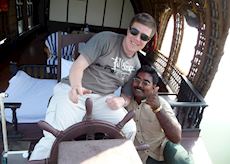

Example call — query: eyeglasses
[133,77,151,87]
[129,27,151,41]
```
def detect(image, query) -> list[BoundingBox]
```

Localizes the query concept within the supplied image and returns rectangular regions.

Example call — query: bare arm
[155,107,182,143]
[146,87,181,143]
[69,54,92,103]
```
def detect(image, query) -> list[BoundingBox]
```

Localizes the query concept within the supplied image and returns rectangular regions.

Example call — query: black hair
[136,65,159,84]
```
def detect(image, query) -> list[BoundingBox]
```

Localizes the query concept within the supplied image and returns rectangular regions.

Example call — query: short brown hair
[129,12,157,37]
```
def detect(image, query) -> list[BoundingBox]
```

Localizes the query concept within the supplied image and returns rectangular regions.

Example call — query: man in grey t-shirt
[30,12,157,161]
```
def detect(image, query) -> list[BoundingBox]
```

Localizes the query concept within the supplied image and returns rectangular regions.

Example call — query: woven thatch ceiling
[131,0,230,96]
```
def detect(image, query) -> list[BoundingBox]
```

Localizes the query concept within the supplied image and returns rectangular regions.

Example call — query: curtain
[0,0,8,12]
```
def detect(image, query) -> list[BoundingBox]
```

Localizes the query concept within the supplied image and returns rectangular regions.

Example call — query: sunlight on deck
[191,138,212,164]
[160,16,230,164]
[200,33,230,164]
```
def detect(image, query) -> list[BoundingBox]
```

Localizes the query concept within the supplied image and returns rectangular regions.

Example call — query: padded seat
[45,32,75,65]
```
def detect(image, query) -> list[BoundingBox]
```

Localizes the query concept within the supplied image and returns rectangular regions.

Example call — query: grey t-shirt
[62,31,141,96]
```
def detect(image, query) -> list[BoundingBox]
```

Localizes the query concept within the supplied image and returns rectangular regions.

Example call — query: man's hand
[69,86,92,103]
[106,96,126,110]
[145,86,161,110]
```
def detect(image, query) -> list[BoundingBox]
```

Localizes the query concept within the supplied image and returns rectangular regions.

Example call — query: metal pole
[0,92,9,154]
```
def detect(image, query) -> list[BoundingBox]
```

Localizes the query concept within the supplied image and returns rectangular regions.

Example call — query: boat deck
[0,31,212,163]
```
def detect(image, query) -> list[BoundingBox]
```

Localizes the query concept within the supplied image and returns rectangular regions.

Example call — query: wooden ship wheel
[28,98,136,164]
[1,0,230,158]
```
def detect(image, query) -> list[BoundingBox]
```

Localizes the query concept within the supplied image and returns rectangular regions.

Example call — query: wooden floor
[0,31,212,163]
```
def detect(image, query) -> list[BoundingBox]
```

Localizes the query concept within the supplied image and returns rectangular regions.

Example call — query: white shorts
[29,83,136,160]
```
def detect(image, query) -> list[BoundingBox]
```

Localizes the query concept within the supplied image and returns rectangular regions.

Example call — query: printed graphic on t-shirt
[111,56,135,80]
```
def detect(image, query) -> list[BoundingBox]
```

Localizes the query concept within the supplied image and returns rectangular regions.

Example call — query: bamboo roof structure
[131,0,230,97]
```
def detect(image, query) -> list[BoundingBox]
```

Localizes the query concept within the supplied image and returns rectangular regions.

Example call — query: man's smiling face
[123,22,154,58]
[132,71,156,100]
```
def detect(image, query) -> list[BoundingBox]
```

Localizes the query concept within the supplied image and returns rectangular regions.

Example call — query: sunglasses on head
[129,27,151,41]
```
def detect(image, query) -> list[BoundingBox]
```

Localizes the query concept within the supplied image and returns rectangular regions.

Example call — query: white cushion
[61,58,74,78]
[5,71,57,123]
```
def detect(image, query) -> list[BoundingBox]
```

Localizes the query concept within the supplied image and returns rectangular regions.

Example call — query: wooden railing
[167,75,207,131]
[9,62,57,79]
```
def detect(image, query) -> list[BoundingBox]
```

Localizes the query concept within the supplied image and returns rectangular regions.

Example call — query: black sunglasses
[129,27,151,41]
